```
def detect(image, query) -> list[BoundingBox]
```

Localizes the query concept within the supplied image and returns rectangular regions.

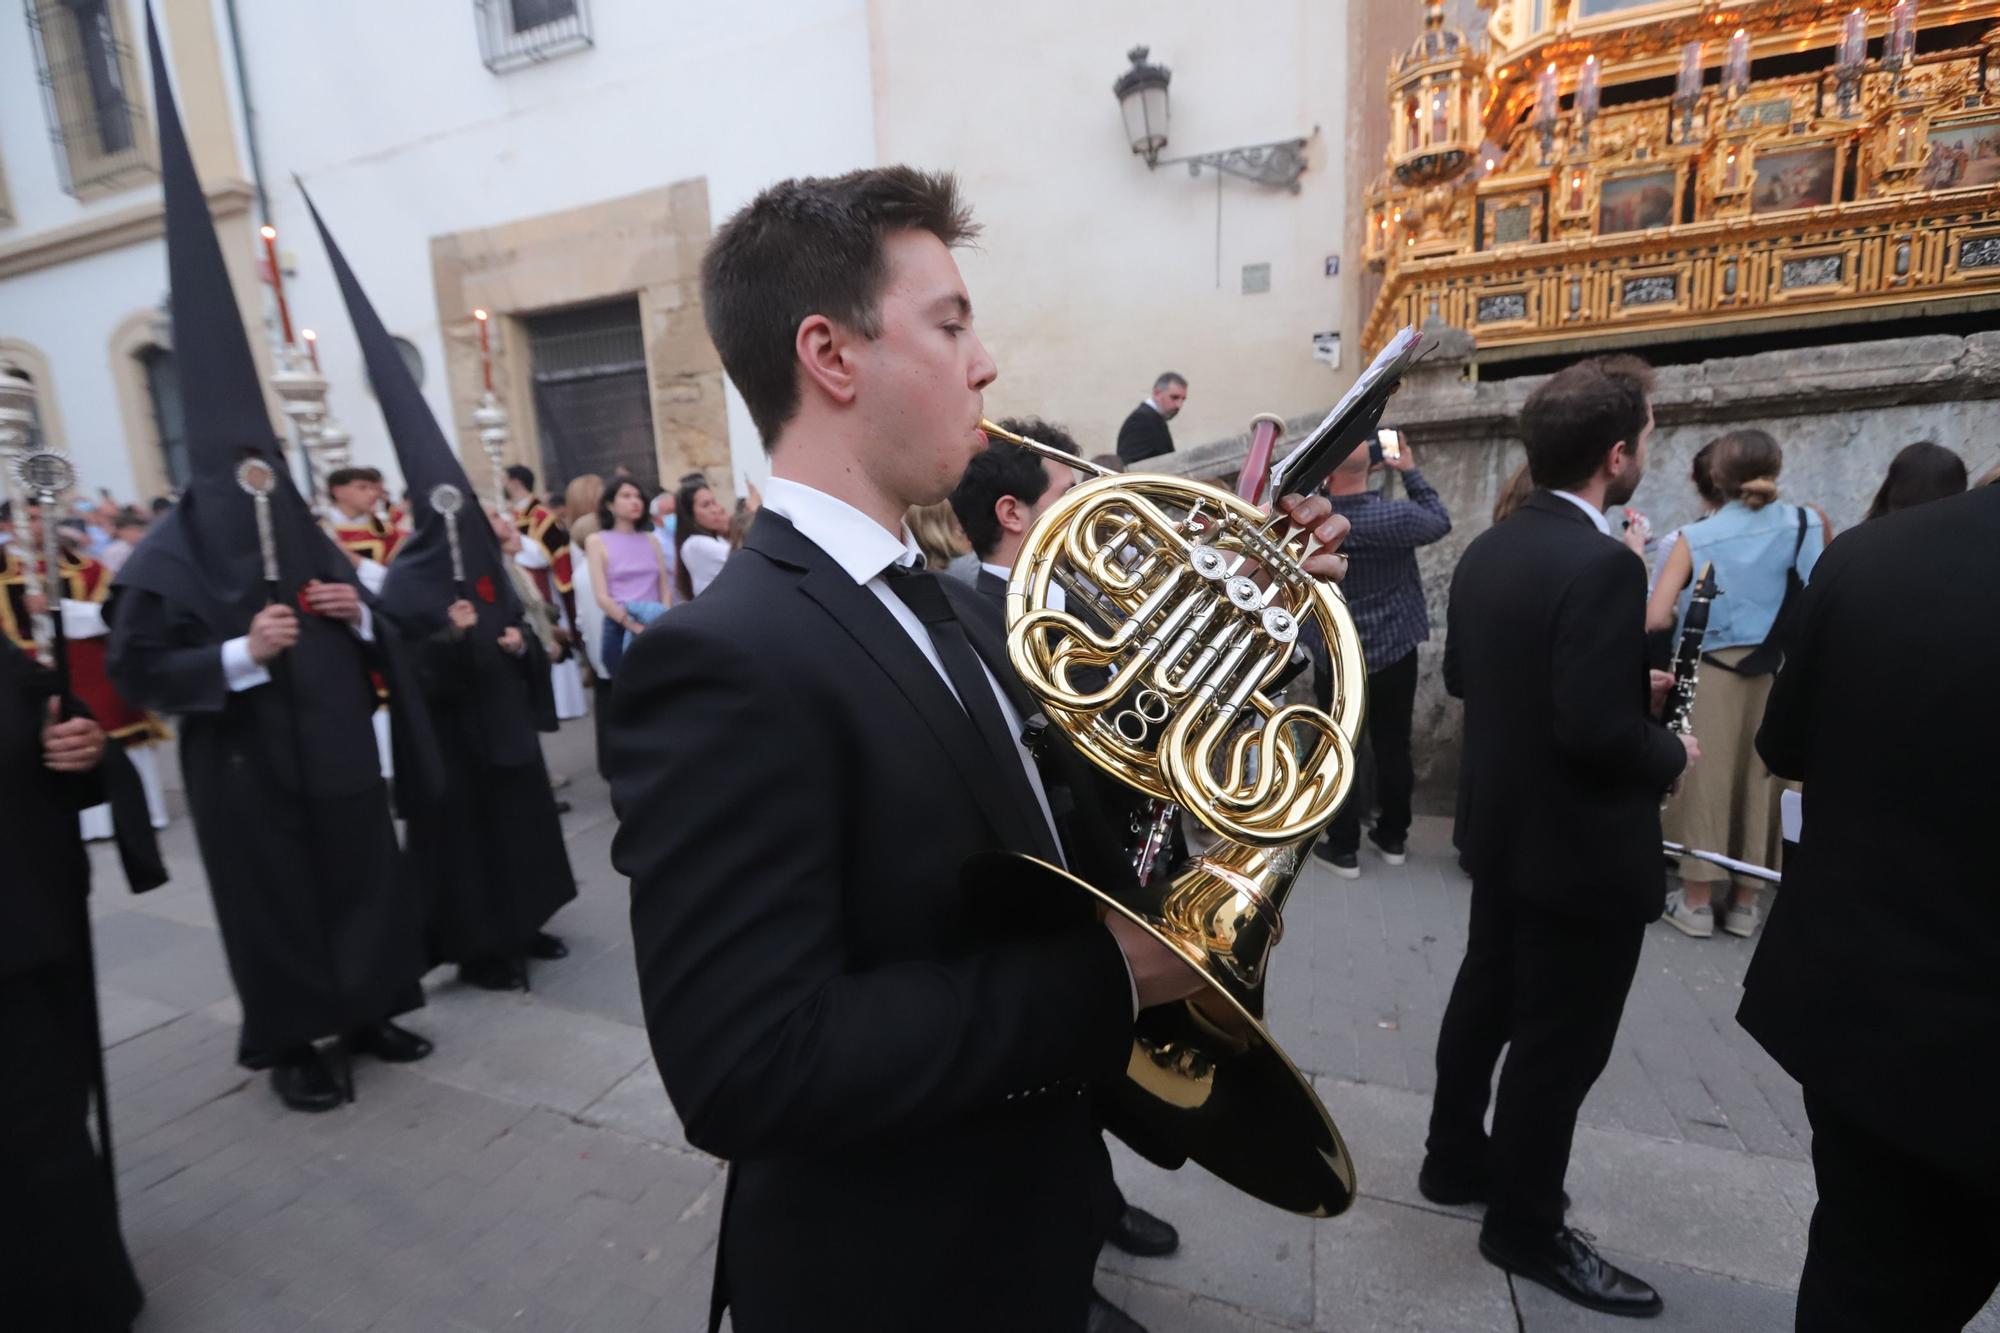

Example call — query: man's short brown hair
[1518,355,1657,491]
[701,167,979,449]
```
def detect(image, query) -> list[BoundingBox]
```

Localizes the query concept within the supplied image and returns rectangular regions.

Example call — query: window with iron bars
[473,0,592,74]
[24,0,155,199]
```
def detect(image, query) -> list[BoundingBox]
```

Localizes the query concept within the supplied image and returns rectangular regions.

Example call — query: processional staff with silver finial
[15,450,77,672]
[430,483,467,598]
[236,459,282,595]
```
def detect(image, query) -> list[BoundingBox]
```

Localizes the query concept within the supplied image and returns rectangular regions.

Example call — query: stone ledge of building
[1173,327,2000,474]
[0,177,255,281]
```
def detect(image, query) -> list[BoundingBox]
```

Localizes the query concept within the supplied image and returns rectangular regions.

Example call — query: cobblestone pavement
[88,720,1997,1332]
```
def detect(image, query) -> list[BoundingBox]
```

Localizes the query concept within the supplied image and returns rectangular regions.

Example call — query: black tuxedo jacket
[1115,403,1174,465]
[1741,485,2000,1190]
[609,512,1136,1332]
[1444,490,1686,921]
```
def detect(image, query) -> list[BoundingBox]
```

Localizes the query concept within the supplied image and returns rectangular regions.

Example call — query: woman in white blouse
[673,480,734,601]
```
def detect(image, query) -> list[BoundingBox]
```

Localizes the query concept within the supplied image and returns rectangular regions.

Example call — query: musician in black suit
[950,422,1184,1282]
[1741,482,2000,1331]
[1425,355,1696,1317]
[609,168,1351,1333]
[1114,373,1186,465]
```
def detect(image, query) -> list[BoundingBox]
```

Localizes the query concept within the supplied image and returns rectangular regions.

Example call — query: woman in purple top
[584,478,671,677]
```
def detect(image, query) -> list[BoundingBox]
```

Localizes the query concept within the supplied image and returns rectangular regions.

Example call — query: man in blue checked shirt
[1312,433,1452,877]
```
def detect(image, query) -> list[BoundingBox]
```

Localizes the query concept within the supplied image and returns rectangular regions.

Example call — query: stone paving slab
[91,721,1997,1331]
[1102,1141,1320,1327]
[1312,1197,1515,1333]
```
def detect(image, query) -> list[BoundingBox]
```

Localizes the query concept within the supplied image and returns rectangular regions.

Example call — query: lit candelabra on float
[260,223,334,508]
[471,308,511,512]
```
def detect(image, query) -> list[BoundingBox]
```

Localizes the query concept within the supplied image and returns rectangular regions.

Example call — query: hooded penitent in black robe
[304,190,575,970]
[106,10,442,1069]
[0,641,151,1331]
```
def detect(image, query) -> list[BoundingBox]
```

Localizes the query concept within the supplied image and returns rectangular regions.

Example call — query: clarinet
[1664,562,1719,736]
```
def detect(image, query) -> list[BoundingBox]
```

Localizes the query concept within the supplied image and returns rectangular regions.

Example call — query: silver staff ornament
[429,482,466,587]
[234,457,281,588]
[14,449,76,670]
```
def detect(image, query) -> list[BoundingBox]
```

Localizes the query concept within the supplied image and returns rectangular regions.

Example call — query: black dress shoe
[1478,1226,1663,1318]
[458,957,525,991]
[1107,1204,1179,1258]
[271,1047,343,1113]
[527,931,569,961]
[347,1020,434,1063]
[1085,1289,1148,1333]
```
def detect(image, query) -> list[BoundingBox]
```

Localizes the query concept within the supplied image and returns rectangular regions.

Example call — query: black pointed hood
[300,186,522,637]
[116,4,353,629]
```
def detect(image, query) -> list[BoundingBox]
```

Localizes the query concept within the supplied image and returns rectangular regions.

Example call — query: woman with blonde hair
[563,474,606,544]
[1646,429,1825,939]
[559,475,608,677]
[906,498,978,582]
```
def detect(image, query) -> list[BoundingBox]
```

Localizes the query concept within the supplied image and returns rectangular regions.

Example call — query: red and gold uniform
[325,511,399,712]
[513,498,573,619]
[1,545,168,745]
[327,509,404,571]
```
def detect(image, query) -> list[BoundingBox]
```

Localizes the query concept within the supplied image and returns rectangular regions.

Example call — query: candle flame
[301,328,316,341]
[474,308,489,321]
[260,225,276,240]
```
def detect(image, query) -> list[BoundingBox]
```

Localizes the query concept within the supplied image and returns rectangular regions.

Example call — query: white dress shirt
[1550,489,1613,536]
[762,477,1067,859]
[979,561,1066,614]
[761,477,1139,1013]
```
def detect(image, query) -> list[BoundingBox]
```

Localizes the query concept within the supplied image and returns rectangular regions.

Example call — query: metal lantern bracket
[1155,138,1312,193]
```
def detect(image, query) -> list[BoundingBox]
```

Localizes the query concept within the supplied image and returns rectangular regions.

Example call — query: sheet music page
[1268,326,1425,497]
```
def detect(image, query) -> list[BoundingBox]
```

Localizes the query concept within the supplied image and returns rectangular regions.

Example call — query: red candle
[475,308,492,392]
[301,328,320,372]
[260,225,295,345]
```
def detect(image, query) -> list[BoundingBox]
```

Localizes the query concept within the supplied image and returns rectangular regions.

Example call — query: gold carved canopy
[1363,0,2000,360]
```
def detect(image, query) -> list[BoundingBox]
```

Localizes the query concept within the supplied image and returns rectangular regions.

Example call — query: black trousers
[1426,881,1645,1238]
[0,956,142,1332]
[1795,1090,2000,1332]
[1324,650,1419,854]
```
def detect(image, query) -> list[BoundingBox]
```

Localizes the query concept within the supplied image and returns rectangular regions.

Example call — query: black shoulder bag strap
[1714,505,1809,677]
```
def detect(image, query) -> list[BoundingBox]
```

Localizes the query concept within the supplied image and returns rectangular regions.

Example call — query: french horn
[967,328,1428,1217]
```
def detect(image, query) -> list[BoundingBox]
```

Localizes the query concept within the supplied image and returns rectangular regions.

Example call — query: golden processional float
[1364,0,2000,361]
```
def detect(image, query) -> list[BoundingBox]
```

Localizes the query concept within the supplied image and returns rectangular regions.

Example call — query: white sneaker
[1723,901,1762,938]
[1664,892,1714,938]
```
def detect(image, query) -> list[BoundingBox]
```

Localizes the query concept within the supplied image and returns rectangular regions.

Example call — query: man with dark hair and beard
[1423,354,1698,1317]
[107,11,439,1114]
